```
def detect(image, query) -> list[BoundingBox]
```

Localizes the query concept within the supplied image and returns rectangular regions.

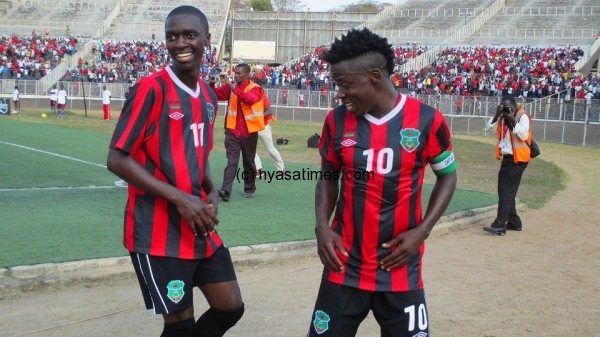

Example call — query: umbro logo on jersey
[341,139,356,147]
[412,332,427,337]
[169,112,184,120]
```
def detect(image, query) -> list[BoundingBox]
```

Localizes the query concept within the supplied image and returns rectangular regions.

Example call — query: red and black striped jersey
[319,93,452,292]
[110,66,222,260]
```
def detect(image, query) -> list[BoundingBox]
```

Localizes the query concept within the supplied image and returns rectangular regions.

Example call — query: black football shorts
[308,279,429,337]
[130,245,237,315]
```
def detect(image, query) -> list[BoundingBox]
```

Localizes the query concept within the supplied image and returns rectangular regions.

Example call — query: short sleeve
[423,110,452,163]
[109,82,157,154]
[319,111,341,171]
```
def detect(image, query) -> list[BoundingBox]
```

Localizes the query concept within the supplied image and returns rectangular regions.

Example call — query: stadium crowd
[2,32,597,101]
[0,34,79,79]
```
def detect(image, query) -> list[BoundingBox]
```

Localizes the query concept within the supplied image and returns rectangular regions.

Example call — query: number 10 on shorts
[404,303,428,332]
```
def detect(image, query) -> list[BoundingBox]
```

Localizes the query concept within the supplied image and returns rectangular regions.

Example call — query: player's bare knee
[163,306,194,324]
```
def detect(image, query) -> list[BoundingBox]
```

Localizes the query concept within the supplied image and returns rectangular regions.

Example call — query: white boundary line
[0,140,107,168]
[0,185,123,192]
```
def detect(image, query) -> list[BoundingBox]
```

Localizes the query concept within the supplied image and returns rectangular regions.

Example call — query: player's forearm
[315,178,338,229]
[201,163,218,197]
[107,148,186,204]
[418,171,457,238]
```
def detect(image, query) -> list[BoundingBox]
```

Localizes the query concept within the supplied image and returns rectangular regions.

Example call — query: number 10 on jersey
[363,148,394,175]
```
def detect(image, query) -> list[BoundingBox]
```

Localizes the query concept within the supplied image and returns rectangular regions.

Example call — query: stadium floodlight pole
[81,75,88,117]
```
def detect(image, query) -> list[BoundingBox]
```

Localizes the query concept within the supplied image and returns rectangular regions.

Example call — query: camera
[502,105,511,114]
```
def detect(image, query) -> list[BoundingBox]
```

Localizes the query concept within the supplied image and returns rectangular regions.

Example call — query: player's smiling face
[331,60,377,118]
[165,13,209,76]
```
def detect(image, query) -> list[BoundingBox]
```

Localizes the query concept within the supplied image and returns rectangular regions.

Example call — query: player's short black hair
[166,6,209,34]
[235,63,251,74]
[324,28,395,75]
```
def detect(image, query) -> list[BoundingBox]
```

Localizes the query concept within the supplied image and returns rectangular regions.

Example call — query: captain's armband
[430,151,456,177]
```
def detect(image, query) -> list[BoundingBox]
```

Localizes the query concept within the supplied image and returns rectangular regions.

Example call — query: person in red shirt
[106,6,244,337]
[211,63,265,200]
[309,28,457,337]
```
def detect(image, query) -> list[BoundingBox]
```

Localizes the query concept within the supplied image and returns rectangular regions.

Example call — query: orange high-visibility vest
[496,108,532,163]
[226,82,265,133]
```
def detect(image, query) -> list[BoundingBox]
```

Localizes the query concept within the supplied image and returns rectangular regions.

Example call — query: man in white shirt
[57,84,67,119]
[102,85,111,120]
[49,84,58,114]
[12,86,19,113]
[484,96,532,236]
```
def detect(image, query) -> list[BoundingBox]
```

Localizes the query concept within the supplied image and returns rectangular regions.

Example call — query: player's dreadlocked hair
[166,6,209,34]
[324,28,395,75]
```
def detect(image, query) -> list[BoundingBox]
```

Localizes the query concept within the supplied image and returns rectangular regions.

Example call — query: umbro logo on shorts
[412,332,428,337]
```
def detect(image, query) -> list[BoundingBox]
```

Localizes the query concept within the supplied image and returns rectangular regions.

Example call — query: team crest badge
[207,103,215,124]
[313,310,330,334]
[166,280,185,304]
[400,128,421,153]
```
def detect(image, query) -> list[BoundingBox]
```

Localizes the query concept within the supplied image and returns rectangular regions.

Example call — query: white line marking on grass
[0,185,124,192]
[0,141,106,168]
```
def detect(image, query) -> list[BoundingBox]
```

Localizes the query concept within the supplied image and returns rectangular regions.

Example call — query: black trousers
[222,129,258,195]
[493,155,528,227]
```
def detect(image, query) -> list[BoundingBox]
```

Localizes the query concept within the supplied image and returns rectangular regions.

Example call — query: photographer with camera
[483,96,532,236]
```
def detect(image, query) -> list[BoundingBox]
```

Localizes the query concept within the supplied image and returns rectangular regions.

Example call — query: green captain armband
[430,151,457,176]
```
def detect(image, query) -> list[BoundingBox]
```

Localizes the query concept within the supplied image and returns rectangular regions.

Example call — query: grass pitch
[0,109,566,267]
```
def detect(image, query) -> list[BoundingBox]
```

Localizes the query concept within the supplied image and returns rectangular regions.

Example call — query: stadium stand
[106,0,231,50]
[0,35,79,79]
[366,0,498,45]
[0,0,119,37]
[465,0,599,45]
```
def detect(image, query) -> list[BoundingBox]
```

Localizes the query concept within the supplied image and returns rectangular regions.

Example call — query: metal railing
[2,85,598,146]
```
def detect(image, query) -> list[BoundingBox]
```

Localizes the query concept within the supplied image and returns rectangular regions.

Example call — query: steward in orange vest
[495,107,532,163]
[226,81,265,133]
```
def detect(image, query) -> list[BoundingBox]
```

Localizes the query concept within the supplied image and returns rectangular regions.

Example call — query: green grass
[0,109,567,267]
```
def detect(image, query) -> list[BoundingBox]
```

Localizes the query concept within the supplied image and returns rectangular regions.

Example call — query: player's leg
[130,252,199,337]
[221,130,242,198]
[260,124,285,171]
[373,289,429,337]
[307,278,370,337]
[194,246,243,337]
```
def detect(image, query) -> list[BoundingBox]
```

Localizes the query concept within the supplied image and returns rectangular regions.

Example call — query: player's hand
[206,190,219,217]
[380,228,428,271]
[174,192,219,237]
[315,226,348,273]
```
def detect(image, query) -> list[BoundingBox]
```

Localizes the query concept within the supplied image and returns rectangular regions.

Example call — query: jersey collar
[166,65,200,98]
[364,93,406,126]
